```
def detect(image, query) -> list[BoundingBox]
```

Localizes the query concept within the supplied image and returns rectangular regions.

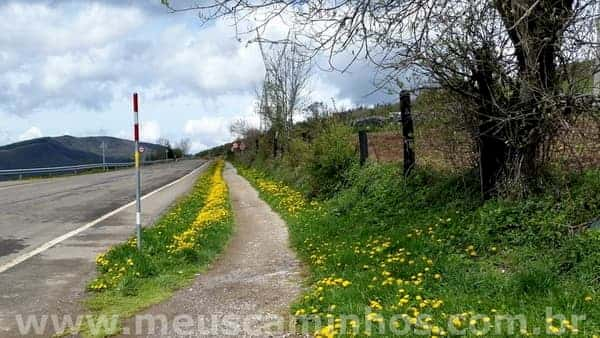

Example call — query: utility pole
[132,93,142,251]
[100,141,106,171]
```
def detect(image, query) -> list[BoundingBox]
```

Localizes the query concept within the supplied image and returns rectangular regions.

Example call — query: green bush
[307,122,357,197]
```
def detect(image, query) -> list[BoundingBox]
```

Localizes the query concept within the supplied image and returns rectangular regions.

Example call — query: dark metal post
[400,91,415,176]
[358,130,368,166]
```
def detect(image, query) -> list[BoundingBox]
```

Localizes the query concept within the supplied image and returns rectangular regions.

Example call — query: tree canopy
[163,0,600,196]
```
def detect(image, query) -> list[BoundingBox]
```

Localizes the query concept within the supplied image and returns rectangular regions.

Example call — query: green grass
[73,161,233,337]
[237,163,600,337]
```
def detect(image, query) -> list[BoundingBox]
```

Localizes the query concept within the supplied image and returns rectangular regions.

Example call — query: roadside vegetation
[167,3,600,334]
[74,160,233,337]
[152,1,600,336]
[222,94,600,337]
[238,161,600,337]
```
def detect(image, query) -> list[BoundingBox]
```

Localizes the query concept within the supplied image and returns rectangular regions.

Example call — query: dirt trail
[120,163,304,337]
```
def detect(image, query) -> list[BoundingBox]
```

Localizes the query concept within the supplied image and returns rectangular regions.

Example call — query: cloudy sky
[0,0,393,153]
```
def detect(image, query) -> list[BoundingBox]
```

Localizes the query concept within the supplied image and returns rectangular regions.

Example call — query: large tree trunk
[478,0,574,196]
[478,129,507,199]
[474,45,507,198]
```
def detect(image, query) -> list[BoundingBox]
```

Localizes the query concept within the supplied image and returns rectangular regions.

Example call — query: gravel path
[120,163,304,337]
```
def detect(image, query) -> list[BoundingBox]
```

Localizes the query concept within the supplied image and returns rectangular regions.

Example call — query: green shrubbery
[306,122,357,197]
[238,160,600,337]
[240,120,357,198]
[230,99,600,335]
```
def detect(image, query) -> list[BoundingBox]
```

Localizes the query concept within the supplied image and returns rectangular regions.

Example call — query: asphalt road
[0,159,208,336]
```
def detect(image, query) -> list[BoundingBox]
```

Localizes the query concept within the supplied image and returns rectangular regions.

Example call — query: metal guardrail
[0,159,175,177]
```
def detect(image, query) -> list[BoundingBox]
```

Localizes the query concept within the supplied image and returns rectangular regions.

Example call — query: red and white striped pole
[133,93,142,250]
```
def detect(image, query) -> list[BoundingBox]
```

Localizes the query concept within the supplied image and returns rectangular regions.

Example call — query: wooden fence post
[400,91,415,176]
[358,130,369,166]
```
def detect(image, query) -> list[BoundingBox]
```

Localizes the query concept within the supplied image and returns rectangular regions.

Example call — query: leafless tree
[176,138,191,156]
[163,0,600,197]
[230,118,252,139]
[256,32,312,156]
[305,101,330,119]
[157,137,171,148]
[229,118,262,154]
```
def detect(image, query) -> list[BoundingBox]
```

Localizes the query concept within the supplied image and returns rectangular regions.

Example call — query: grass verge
[71,160,233,337]
[237,163,600,337]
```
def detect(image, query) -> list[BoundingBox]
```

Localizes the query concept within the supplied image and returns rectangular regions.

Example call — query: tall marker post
[100,141,106,171]
[133,93,142,250]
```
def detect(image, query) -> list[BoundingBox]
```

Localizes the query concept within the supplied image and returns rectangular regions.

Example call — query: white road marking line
[0,162,208,274]
[0,180,56,191]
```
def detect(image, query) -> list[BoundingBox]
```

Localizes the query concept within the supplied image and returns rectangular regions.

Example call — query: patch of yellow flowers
[241,168,599,337]
[95,253,109,268]
[300,234,453,337]
[238,167,322,216]
[89,161,228,292]
[256,178,307,215]
[168,160,229,253]
[89,256,138,291]
[305,234,593,337]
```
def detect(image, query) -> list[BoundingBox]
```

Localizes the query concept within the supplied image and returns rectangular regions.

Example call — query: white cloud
[183,110,264,152]
[18,126,43,141]
[152,22,265,95]
[190,141,209,154]
[184,116,230,143]
[184,115,238,152]
[0,129,11,145]
[0,2,143,55]
[0,1,382,117]
[140,120,161,143]
[0,2,146,114]
[0,0,390,150]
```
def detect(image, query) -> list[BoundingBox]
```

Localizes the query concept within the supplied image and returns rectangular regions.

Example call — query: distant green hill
[0,136,167,170]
